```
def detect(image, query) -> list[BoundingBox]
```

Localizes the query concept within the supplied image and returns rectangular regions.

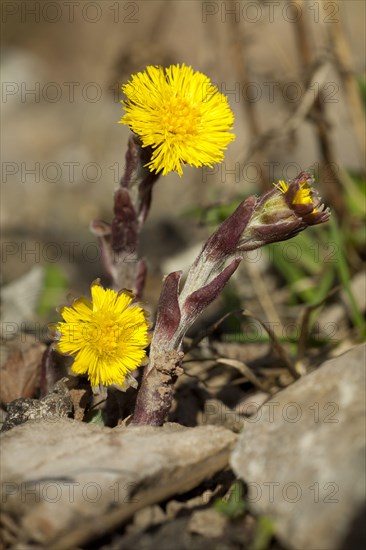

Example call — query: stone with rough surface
[230,344,366,550]
[1,379,72,431]
[1,420,236,548]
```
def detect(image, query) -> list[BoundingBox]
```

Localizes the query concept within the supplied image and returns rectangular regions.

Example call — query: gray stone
[1,420,236,548]
[1,379,73,432]
[230,344,366,550]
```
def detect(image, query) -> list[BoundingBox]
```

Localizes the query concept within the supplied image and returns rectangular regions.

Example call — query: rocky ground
[1,344,365,549]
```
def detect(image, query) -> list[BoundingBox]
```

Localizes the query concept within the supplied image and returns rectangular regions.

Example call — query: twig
[186,310,242,352]
[216,357,270,393]
[188,306,299,381]
[240,58,332,167]
[241,309,300,380]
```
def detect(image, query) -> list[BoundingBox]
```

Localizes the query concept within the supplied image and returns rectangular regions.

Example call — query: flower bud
[238,172,330,251]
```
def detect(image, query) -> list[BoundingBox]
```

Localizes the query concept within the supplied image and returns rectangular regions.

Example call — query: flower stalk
[132,171,330,425]
[90,135,159,297]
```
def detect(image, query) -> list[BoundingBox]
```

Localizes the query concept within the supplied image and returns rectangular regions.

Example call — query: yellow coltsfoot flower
[273,172,331,225]
[54,280,150,391]
[120,64,235,176]
[274,178,318,213]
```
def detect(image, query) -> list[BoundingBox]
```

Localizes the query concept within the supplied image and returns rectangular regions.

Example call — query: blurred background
[1,0,365,341]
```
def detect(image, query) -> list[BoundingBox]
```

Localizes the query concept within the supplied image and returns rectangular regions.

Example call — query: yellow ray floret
[274,179,318,212]
[55,281,150,389]
[120,64,235,176]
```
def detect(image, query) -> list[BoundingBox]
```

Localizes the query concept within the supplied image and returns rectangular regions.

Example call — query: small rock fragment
[188,508,228,538]
[1,379,73,431]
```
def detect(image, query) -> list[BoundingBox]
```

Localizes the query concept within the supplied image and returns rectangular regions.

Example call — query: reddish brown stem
[131,351,184,425]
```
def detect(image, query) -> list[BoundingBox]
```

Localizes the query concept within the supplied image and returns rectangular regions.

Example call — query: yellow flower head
[120,64,235,176]
[274,179,318,212]
[54,281,150,390]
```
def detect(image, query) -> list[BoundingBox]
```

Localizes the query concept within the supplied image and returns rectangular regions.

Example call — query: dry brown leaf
[0,334,45,403]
